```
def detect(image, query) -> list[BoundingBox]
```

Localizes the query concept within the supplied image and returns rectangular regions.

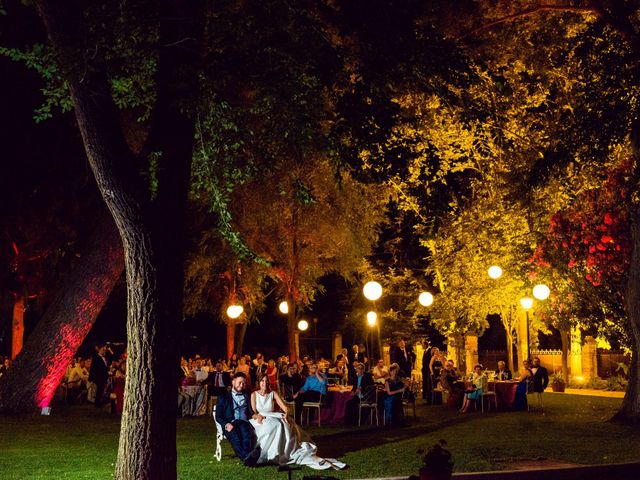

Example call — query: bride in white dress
[249,376,345,470]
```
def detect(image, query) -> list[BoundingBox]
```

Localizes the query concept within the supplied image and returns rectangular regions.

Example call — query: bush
[605,375,628,391]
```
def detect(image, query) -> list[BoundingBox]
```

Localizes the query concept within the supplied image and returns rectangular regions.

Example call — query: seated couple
[215,372,345,469]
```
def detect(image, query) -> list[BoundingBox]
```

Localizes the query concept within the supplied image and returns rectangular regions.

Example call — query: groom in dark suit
[215,372,262,466]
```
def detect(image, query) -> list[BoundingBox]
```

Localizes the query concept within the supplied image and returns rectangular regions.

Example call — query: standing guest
[421,340,432,402]
[391,339,414,379]
[514,360,533,410]
[236,357,252,388]
[293,363,327,424]
[179,357,192,380]
[207,361,232,396]
[265,359,278,390]
[113,360,126,415]
[345,363,375,424]
[215,373,261,466]
[383,363,406,425]
[88,343,111,407]
[351,344,365,365]
[531,357,549,393]
[459,364,487,413]
[493,361,512,381]
[427,347,445,404]
[372,359,389,384]
[252,354,267,386]
[347,358,360,385]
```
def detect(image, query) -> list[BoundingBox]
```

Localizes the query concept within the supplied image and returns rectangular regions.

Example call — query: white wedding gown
[249,391,346,470]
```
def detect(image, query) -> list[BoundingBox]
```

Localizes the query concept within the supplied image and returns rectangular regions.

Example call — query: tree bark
[0,213,123,411]
[11,295,25,360]
[226,318,235,361]
[236,320,248,357]
[287,294,297,362]
[33,1,202,478]
[505,329,515,374]
[613,206,640,423]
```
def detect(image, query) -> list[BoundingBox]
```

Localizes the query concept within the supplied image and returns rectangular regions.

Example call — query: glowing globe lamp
[226,304,244,319]
[418,291,434,307]
[533,284,550,301]
[367,311,377,326]
[363,281,383,301]
[488,265,503,279]
[297,319,309,331]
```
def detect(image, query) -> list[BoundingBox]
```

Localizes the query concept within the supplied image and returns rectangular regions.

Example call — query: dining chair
[303,393,325,426]
[358,385,379,426]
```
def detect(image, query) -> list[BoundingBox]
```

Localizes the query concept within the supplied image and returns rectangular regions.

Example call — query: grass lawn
[1,393,639,479]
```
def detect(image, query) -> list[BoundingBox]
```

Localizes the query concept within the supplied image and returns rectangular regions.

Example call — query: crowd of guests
[422,345,550,412]
[178,339,420,425]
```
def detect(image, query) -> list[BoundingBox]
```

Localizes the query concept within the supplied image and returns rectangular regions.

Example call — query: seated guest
[193,358,209,383]
[206,361,232,396]
[439,360,463,408]
[328,358,348,384]
[383,363,406,425]
[347,358,360,385]
[372,359,389,384]
[293,363,327,424]
[345,363,375,424]
[493,360,512,381]
[280,363,304,400]
[459,364,487,413]
[67,359,90,404]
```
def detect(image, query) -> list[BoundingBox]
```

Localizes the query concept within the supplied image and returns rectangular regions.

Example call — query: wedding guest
[193,358,209,383]
[328,358,348,384]
[531,357,549,393]
[421,340,432,402]
[391,339,414,378]
[280,363,304,400]
[236,357,252,389]
[265,359,278,390]
[229,353,239,370]
[207,361,232,396]
[428,347,445,404]
[383,363,405,425]
[459,364,487,413]
[89,343,111,407]
[372,359,389,384]
[493,360,512,380]
[514,360,533,410]
[293,363,327,424]
[345,363,375,424]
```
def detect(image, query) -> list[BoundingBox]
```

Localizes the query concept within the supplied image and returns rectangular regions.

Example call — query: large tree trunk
[287,294,297,362]
[236,320,248,356]
[34,1,202,478]
[505,329,515,374]
[0,215,123,411]
[11,295,25,360]
[614,206,640,423]
[226,319,235,361]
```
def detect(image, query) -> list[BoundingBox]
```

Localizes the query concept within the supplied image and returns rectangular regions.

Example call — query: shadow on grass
[313,407,479,457]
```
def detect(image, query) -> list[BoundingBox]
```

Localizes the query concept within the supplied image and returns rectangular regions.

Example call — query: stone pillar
[569,326,582,377]
[332,332,342,361]
[582,336,598,379]
[383,344,391,366]
[465,335,479,376]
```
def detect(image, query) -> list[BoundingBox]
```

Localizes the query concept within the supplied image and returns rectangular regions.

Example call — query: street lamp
[363,281,383,301]
[226,304,244,319]
[533,284,550,301]
[366,311,377,326]
[278,301,289,315]
[520,296,534,361]
[297,319,309,331]
[488,265,503,279]
[418,291,434,307]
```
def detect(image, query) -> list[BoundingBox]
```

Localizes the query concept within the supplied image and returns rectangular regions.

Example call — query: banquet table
[319,387,354,424]
[492,381,520,410]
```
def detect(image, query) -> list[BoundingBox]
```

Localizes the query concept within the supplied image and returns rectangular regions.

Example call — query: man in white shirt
[372,359,389,384]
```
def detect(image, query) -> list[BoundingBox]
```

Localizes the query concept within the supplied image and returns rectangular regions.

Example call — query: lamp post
[363,281,383,360]
[519,296,534,361]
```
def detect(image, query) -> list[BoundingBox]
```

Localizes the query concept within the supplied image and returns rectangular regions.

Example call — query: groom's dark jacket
[215,390,255,426]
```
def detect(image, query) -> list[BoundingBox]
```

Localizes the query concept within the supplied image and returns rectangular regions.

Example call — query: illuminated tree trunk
[0,216,123,412]
[226,319,235,361]
[34,1,202,477]
[615,206,640,423]
[287,293,297,362]
[236,320,248,356]
[505,329,515,374]
[11,295,25,360]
